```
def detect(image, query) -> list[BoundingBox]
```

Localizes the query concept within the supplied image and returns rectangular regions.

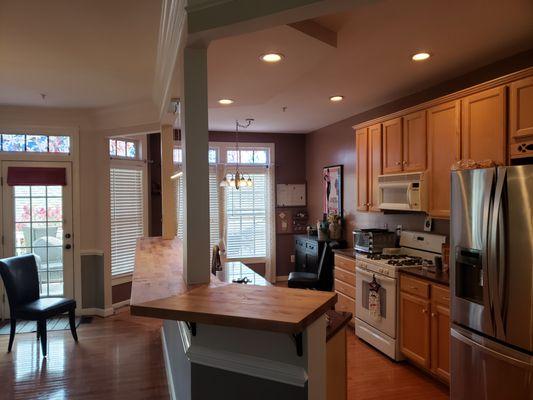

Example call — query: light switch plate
[290,254,295,263]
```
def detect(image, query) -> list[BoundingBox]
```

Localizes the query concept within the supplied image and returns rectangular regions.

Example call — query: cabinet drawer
[401,275,430,299]
[334,267,355,286]
[431,284,450,306]
[335,255,356,273]
[335,291,355,315]
[335,279,355,299]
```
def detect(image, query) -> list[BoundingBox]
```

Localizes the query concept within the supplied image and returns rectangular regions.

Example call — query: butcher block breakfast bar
[130,237,346,400]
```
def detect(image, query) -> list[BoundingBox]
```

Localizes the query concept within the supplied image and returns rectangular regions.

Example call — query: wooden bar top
[130,237,337,334]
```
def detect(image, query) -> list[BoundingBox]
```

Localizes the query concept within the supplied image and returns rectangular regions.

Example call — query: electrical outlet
[424,216,433,232]
[290,254,295,263]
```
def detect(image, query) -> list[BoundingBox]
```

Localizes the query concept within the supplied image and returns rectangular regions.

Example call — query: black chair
[288,245,328,290]
[0,254,78,356]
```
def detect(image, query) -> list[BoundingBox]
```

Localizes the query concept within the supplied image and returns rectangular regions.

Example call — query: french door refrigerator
[450,165,533,400]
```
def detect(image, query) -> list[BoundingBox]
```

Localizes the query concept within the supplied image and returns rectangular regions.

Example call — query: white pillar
[180,46,210,285]
[161,124,176,239]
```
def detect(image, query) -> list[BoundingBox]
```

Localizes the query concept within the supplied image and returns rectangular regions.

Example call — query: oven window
[362,279,387,318]
[381,187,408,205]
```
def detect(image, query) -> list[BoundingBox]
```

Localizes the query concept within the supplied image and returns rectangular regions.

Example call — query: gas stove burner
[387,257,434,267]
[367,254,408,261]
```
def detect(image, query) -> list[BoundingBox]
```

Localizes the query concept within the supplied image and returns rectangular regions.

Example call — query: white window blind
[225,173,267,258]
[176,168,219,251]
[110,168,144,276]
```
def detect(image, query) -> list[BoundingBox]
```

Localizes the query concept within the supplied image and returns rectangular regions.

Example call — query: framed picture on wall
[323,165,343,217]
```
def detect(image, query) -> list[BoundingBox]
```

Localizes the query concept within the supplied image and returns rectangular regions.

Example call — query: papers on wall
[276,184,306,207]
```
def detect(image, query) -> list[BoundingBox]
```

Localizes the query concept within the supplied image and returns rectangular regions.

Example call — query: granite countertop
[400,266,450,286]
[332,248,357,259]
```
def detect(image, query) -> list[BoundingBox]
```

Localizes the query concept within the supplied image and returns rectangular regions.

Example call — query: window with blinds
[110,168,144,276]
[175,168,219,252]
[225,173,267,259]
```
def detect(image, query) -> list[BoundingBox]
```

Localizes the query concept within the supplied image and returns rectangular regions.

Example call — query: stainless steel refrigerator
[450,165,533,400]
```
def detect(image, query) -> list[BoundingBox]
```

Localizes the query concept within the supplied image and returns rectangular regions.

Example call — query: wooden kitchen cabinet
[400,273,451,384]
[382,117,403,174]
[356,128,369,211]
[461,86,507,165]
[334,254,356,326]
[509,76,533,157]
[399,291,431,368]
[427,100,461,219]
[368,123,382,211]
[402,110,427,172]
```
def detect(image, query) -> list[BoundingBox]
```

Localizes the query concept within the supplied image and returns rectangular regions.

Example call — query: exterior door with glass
[0,161,74,319]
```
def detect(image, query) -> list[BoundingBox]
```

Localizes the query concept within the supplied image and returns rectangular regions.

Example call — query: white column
[161,124,176,239]
[180,46,210,284]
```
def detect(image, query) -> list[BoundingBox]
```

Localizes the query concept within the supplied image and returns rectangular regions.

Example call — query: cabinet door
[400,292,431,368]
[462,86,506,165]
[509,77,533,157]
[510,76,533,140]
[356,128,369,211]
[382,117,403,174]
[427,100,461,219]
[403,111,427,172]
[368,123,382,211]
[431,303,450,383]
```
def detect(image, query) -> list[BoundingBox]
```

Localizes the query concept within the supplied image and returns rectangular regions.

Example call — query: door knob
[65,244,72,250]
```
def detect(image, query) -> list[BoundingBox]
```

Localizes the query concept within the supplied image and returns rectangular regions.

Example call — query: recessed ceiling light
[329,95,344,102]
[412,52,431,61]
[218,98,234,105]
[260,53,284,63]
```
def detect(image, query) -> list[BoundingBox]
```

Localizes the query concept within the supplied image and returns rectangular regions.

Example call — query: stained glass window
[26,135,49,152]
[109,139,116,156]
[126,142,136,158]
[49,136,70,153]
[226,149,269,164]
[109,138,138,159]
[2,134,26,152]
[116,140,126,157]
[208,149,217,164]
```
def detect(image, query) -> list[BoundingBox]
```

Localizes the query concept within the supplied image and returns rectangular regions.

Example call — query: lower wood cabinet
[334,254,356,326]
[399,274,450,384]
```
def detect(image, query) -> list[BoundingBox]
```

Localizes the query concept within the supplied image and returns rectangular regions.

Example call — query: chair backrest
[0,254,40,313]
[316,245,328,280]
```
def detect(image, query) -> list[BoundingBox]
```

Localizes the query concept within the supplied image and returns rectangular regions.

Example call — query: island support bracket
[291,332,303,357]
[186,322,197,336]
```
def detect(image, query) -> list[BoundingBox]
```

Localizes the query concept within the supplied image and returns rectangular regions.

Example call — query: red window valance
[7,167,67,186]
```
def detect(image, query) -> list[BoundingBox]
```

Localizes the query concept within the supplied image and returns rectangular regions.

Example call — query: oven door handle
[356,267,396,283]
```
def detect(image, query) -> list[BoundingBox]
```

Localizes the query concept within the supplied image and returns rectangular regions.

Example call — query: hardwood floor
[0,309,449,399]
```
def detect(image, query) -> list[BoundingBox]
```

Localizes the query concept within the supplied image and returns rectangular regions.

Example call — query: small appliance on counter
[353,228,396,254]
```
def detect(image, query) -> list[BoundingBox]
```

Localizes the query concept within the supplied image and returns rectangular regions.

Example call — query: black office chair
[288,245,328,290]
[0,254,78,356]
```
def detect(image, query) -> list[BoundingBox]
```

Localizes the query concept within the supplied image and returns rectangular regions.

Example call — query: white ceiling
[0,0,161,108]
[207,0,533,133]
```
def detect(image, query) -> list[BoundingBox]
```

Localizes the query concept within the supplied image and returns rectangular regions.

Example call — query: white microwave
[377,171,428,212]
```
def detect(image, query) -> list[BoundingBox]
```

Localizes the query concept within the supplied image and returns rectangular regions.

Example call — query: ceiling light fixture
[412,52,431,61]
[329,95,344,102]
[220,118,255,190]
[260,53,284,63]
[218,98,234,105]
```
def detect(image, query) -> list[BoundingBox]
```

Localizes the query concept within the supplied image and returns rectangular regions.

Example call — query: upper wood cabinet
[368,123,382,212]
[509,76,533,157]
[356,128,369,211]
[403,111,427,172]
[427,100,461,219]
[382,118,403,174]
[461,86,506,165]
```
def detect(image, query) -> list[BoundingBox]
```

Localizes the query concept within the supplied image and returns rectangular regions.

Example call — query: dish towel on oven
[368,275,381,321]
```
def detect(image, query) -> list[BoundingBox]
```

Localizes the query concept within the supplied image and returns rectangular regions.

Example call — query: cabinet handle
[403,161,407,165]
[396,162,401,165]
[422,309,428,314]
[431,312,436,317]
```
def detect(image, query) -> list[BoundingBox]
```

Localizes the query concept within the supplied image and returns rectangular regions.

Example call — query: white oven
[355,267,397,338]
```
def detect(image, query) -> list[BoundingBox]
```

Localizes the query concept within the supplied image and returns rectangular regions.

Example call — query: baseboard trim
[276,275,289,282]
[161,327,178,400]
[113,299,131,310]
[78,307,114,317]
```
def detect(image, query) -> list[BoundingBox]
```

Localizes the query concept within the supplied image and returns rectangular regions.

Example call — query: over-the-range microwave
[377,171,428,212]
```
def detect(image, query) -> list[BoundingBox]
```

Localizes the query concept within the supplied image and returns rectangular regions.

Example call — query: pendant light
[220,118,254,190]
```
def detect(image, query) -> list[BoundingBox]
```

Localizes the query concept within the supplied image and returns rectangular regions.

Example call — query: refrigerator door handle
[490,168,507,339]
